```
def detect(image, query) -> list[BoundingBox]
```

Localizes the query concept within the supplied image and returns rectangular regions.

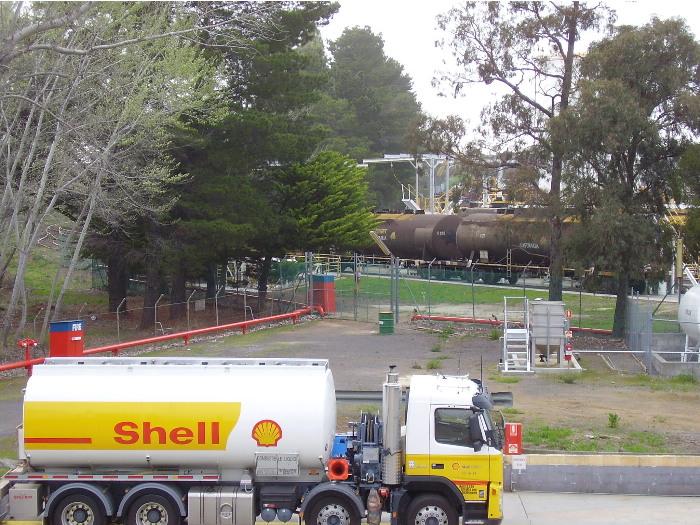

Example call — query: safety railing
[1,306,324,377]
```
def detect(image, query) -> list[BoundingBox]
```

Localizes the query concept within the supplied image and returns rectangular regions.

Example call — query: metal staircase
[502,296,532,372]
[400,184,422,212]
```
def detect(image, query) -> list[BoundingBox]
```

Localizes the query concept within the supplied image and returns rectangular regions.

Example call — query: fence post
[215,286,224,326]
[644,302,653,374]
[154,294,165,333]
[186,290,197,331]
[117,298,126,342]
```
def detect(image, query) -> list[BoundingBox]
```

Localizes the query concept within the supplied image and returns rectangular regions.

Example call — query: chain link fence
[625,294,698,375]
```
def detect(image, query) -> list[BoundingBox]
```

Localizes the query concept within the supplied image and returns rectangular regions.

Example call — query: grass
[0,376,27,401]
[556,372,579,384]
[523,425,670,453]
[334,275,661,331]
[620,373,700,392]
[488,375,521,384]
[425,354,452,370]
[437,327,454,341]
[7,231,102,308]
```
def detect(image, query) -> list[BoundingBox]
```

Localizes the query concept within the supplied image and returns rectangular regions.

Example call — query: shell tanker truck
[0,358,508,525]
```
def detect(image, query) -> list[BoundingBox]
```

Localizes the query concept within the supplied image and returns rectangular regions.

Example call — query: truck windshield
[434,408,473,447]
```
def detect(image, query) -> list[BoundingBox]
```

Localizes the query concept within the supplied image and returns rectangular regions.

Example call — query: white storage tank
[679,284,700,342]
[530,299,566,362]
[21,357,336,478]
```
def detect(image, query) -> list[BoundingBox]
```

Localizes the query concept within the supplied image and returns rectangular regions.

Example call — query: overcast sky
[319,1,700,124]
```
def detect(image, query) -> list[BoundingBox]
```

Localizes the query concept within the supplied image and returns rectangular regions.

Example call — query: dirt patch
[185,316,700,455]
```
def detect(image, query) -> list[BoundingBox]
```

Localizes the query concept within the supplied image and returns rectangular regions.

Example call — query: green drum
[379,311,394,334]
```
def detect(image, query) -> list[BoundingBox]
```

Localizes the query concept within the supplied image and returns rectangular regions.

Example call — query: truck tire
[126,494,180,525]
[305,496,360,525]
[52,493,106,525]
[405,495,457,525]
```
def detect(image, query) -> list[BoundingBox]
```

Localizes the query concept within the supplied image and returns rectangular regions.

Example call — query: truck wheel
[405,495,457,525]
[52,494,106,525]
[305,496,360,525]
[127,494,180,525]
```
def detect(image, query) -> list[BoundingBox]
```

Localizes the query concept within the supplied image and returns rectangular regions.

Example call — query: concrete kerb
[499,355,583,375]
[505,454,700,496]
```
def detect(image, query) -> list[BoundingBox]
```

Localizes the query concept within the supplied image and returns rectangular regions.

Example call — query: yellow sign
[24,402,241,450]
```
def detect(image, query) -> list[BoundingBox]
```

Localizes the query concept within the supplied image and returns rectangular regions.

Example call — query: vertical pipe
[471,266,476,320]
[676,238,684,301]
[382,366,402,485]
[394,256,400,324]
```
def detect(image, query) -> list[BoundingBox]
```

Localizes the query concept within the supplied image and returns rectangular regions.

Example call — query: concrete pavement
[503,492,700,524]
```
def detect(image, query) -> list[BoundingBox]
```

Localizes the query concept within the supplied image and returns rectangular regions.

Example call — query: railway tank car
[370,208,553,284]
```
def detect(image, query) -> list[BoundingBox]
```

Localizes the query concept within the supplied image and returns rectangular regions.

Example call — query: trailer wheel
[126,494,180,525]
[405,495,457,525]
[52,493,106,525]
[305,496,360,525]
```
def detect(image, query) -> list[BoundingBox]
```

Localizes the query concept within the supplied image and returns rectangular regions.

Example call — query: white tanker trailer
[0,358,508,525]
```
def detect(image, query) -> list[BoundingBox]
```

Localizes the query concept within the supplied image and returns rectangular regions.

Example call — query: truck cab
[402,374,504,525]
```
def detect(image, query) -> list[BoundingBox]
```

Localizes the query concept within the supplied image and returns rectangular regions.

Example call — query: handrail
[1,306,325,376]
[410,314,612,334]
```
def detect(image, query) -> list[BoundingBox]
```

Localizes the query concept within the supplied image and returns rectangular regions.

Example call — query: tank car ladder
[502,296,532,372]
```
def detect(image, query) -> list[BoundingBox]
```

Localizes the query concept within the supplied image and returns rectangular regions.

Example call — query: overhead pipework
[363,153,454,214]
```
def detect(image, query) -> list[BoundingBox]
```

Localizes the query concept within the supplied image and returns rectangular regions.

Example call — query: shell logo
[251,419,282,447]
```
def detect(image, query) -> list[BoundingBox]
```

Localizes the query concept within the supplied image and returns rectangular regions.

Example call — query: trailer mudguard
[116,482,186,518]
[44,483,114,518]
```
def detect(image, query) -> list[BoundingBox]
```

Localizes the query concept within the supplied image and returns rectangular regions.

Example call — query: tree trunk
[140,264,161,330]
[548,213,564,302]
[547,3,579,303]
[257,257,271,313]
[204,262,217,299]
[107,253,128,313]
[170,263,187,319]
[612,273,629,337]
[219,259,228,289]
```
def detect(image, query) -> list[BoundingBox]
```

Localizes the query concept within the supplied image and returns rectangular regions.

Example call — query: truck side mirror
[469,414,484,452]
[471,393,493,411]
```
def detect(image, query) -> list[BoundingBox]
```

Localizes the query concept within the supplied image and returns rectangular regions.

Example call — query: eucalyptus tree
[427,1,613,301]
[552,17,700,335]
[0,2,275,348]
